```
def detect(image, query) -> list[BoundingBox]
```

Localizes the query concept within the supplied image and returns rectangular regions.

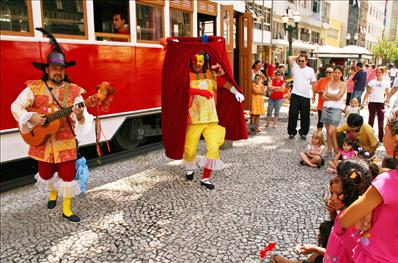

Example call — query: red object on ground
[259,241,276,259]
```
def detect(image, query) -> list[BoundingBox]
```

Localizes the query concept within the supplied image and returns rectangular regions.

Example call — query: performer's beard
[50,74,64,84]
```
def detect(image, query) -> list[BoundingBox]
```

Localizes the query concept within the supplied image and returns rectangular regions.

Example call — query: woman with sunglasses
[321,66,347,156]
[340,108,398,263]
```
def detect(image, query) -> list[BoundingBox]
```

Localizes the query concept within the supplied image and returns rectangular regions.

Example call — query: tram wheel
[114,118,145,150]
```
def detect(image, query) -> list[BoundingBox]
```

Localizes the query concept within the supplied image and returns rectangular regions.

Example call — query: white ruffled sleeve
[10,87,36,130]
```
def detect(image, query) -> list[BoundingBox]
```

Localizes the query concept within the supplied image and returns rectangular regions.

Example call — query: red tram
[0,1,246,173]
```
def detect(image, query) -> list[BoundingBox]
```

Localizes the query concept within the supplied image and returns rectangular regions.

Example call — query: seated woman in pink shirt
[323,157,377,263]
[340,108,398,263]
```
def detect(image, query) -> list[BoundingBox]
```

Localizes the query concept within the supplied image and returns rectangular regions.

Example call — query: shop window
[136,2,163,42]
[93,0,130,42]
[300,28,310,42]
[42,0,86,38]
[311,31,320,43]
[0,0,33,36]
[170,9,191,37]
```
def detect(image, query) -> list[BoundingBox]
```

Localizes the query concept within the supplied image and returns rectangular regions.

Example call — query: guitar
[20,81,115,146]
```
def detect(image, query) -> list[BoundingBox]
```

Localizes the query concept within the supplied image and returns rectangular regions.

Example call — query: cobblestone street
[0,111,358,262]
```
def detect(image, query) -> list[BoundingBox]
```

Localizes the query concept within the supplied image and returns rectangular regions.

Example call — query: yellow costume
[183,70,225,171]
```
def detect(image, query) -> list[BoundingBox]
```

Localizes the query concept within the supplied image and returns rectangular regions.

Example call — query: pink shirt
[324,212,357,263]
[340,149,357,160]
[347,73,355,93]
[366,69,376,84]
[352,169,398,263]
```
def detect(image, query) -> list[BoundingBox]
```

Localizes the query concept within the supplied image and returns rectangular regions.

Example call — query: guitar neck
[46,102,84,123]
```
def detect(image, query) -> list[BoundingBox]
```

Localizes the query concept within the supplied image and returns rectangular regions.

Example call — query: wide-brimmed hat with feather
[32,27,76,70]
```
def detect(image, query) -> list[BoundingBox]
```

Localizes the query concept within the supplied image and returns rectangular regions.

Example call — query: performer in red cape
[161,36,248,189]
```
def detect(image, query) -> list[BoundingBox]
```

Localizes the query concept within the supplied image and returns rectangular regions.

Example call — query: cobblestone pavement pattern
[0,111,385,263]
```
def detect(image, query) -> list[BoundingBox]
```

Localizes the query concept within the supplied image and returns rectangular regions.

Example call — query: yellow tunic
[188,70,218,124]
[26,80,84,163]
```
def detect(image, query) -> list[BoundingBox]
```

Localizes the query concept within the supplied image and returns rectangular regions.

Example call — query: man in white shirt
[287,54,317,139]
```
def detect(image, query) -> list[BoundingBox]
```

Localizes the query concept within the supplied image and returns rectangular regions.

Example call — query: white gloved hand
[230,86,245,102]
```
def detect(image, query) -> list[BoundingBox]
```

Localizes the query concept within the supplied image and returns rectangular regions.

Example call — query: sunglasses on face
[326,72,333,74]
[275,74,282,76]
[298,60,305,63]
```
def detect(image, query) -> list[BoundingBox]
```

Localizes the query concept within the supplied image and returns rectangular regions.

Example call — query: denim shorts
[267,99,284,117]
[321,107,343,126]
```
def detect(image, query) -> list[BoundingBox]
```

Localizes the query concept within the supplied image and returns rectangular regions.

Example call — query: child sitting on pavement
[327,138,357,173]
[270,220,333,263]
[299,130,325,168]
[345,98,361,118]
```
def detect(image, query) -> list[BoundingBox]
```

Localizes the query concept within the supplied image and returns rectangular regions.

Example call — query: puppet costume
[161,36,247,189]
[183,70,226,172]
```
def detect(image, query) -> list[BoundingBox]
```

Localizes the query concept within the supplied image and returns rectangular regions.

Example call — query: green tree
[371,40,398,63]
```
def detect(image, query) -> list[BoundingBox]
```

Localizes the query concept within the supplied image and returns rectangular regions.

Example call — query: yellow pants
[184,123,226,162]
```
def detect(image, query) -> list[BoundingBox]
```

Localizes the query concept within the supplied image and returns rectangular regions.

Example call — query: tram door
[238,12,253,110]
[220,5,234,73]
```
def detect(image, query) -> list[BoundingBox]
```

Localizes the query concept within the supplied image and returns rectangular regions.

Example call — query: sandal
[255,127,262,132]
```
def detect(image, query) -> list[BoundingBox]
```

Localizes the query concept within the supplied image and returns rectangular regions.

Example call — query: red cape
[161,36,248,160]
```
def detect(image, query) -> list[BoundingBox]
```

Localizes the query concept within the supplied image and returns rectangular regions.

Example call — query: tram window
[93,0,130,42]
[198,13,216,36]
[170,9,191,37]
[136,3,163,42]
[0,0,33,36]
[42,0,86,38]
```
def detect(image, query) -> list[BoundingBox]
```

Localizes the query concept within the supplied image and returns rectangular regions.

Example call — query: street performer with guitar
[10,28,94,222]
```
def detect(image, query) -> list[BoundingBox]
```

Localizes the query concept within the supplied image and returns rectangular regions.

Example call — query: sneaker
[288,134,295,139]
[200,179,215,190]
[300,134,307,140]
[186,171,194,181]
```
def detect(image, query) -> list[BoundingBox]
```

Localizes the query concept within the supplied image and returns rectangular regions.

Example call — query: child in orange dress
[250,74,266,132]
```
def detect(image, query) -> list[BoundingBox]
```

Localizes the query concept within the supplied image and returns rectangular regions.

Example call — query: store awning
[313,45,372,59]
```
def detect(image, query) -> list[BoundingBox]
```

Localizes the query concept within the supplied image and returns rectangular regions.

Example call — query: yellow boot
[47,190,57,209]
[62,198,80,222]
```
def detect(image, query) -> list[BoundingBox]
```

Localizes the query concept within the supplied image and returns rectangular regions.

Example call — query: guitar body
[20,105,64,146]
[18,81,114,146]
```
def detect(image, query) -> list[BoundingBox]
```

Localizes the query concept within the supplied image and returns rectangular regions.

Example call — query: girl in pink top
[327,139,357,173]
[344,66,356,112]
[324,157,377,263]
[340,108,398,263]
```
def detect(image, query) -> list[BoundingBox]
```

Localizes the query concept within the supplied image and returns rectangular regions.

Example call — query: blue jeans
[267,99,284,117]
[351,89,364,105]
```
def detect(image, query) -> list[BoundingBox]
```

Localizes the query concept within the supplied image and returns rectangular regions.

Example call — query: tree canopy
[371,40,398,63]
